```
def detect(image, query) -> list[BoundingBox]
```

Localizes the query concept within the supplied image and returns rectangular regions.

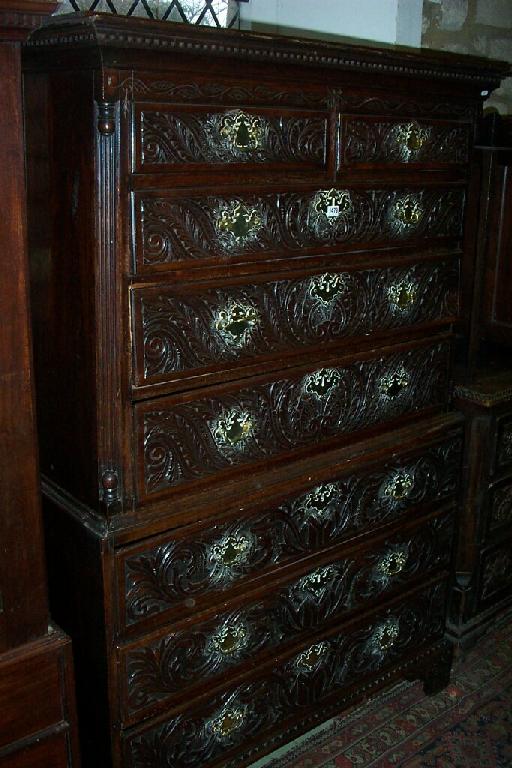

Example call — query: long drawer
[133,185,465,272]
[121,578,447,768]
[119,510,453,724]
[136,339,450,500]
[118,431,461,636]
[131,258,459,393]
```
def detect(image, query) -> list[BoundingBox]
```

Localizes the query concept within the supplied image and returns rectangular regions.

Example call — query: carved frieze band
[124,437,461,626]
[137,260,458,382]
[141,343,449,494]
[138,108,328,167]
[136,187,465,267]
[341,119,470,165]
[124,514,452,714]
[124,582,446,768]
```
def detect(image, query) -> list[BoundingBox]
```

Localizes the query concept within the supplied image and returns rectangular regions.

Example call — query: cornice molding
[25,13,510,90]
[0,0,57,40]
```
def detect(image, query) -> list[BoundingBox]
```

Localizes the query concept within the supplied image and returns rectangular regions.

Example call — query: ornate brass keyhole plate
[393,122,431,161]
[209,706,246,740]
[295,641,329,672]
[387,280,418,313]
[215,302,260,348]
[303,368,341,400]
[381,470,415,502]
[211,621,249,656]
[211,408,253,452]
[216,200,262,249]
[379,367,410,400]
[218,110,265,151]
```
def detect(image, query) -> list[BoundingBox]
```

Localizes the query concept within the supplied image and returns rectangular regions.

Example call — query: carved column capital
[97,100,117,136]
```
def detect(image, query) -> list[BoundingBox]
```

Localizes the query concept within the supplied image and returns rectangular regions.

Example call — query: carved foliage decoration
[124,514,452,714]
[498,419,512,466]
[481,545,512,601]
[136,187,465,267]
[342,119,470,165]
[141,343,449,494]
[490,481,512,531]
[125,583,447,768]
[124,437,461,627]
[139,108,327,166]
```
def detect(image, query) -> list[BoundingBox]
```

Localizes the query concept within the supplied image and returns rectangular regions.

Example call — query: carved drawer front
[120,512,452,722]
[488,478,512,536]
[119,435,461,635]
[340,117,470,167]
[133,104,329,173]
[137,340,450,499]
[496,415,512,471]
[122,580,447,768]
[478,539,512,608]
[132,259,459,391]
[134,186,465,272]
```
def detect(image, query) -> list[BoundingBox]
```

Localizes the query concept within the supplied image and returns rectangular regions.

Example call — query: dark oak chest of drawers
[449,373,512,650]
[23,14,508,768]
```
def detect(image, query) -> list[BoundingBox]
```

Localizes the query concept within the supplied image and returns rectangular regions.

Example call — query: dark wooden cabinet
[449,373,512,650]
[23,14,508,768]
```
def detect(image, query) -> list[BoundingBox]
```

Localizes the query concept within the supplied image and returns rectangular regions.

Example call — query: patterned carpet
[250,611,512,768]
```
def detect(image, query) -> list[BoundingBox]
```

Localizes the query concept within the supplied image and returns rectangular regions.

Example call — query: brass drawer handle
[209,705,246,740]
[218,109,265,152]
[379,367,410,400]
[210,533,252,569]
[391,194,423,229]
[211,408,253,450]
[295,641,330,672]
[295,565,338,597]
[309,272,348,305]
[216,200,262,248]
[211,620,249,656]
[387,280,418,313]
[381,470,415,501]
[299,482,339,522]
[368,618,400,654]
[376,544,409,578]
[311,188,352,223]
[394,121,430,158]
[215,301,260,348]
[303,367,341,400]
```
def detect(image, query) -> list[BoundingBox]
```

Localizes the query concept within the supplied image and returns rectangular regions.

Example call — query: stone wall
[422,0,512,113]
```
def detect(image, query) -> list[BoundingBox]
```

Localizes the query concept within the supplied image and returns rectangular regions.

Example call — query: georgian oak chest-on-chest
[23,15,508,768]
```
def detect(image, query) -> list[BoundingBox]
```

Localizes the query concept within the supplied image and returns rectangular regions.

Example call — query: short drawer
[122,579,447,768]
[132,258,459,392]
[478,538,512,609]
[118,433,461,635]
[119,511,453,723]
[496,414,512,472]
[136,339,450,499]
[133,104,329,174]
[340,116,471,168]
[133,185,465,272]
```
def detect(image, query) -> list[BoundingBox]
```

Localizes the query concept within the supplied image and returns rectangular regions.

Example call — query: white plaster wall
[240,0,423,46]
